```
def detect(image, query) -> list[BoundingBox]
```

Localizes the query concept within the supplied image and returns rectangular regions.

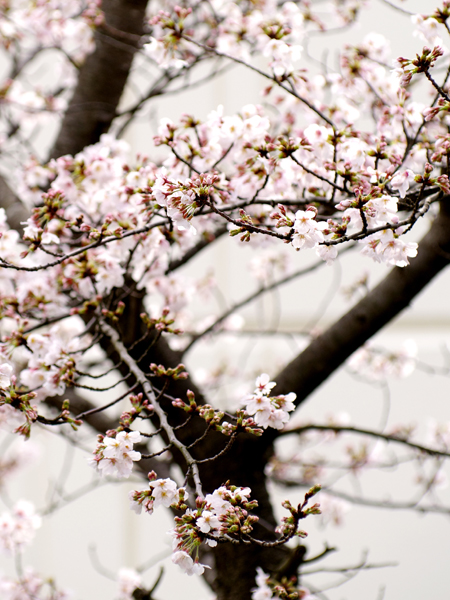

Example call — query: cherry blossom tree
[1,0,450,598]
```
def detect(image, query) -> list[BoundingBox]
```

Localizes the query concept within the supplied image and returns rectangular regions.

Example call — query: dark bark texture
[49,0,148,160]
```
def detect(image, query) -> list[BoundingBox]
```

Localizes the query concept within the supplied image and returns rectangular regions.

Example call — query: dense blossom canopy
[1,0,450,599]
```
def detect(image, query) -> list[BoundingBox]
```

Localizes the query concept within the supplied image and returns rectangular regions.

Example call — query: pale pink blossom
[196,510,221,533]
[242,375,296,429]
[151,478,178,508]
[251,568,273,600]
[0,363,13,389]
[172,550,210,576]
[90,431,142,479]
[390,169,414,198]
[0,500,42,554]
[117,568,142,600]
[316,244,338,265]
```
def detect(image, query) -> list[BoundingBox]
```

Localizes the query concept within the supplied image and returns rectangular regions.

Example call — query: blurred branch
[279,424,450,458]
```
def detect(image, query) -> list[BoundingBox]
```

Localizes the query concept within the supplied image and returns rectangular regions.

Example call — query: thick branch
[98,318,204,498]
[273,199,450,407]
[48,0,148,160]
[0,175,25,233]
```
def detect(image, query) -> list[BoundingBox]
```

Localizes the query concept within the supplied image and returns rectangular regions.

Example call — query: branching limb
[279,424,450,458]
[98,319,204,498]
[271,198,450,416]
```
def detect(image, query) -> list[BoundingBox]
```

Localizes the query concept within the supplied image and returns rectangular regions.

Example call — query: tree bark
[273,201,450,404]
[0,174,24,233]
[48,0,148,160]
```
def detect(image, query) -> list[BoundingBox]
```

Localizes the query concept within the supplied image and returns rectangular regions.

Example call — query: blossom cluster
[0,1,103,165]
[117,568,142,600]
[169,484,258,576]
[129,474,188,515]
[20,319,86,401]
[0,568,71,600]
[89,431,142,479]
[0,1,102,59]
[129,478,261,576]
[242,374,296,429]
[348,340,417,380]
[131,481,321,578]
[0,500,41,555]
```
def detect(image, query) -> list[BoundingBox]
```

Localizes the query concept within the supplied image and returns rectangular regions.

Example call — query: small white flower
[0,500,42,554]
[316,244,338,265]
[390,169,414,199]
[172,550,210,576]
[254,373,276,395]
[197,510,221,533]
[117,568,142,600]
[151,478,178,508]
[0,363,13,389]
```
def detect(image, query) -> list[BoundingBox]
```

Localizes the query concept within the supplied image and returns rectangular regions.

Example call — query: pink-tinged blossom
[0,363,13,389]
[348,340,417,381]
[242,375,296,430]
[143,37,188,70]
[204,487,233,516]
[263,38,302,77]
[378,229,418,267]
[129,478,187,515]
[316,244,338,266]
[245,394,272,421]
[19,319,86,401]
[167,484,258,575]
[252,568,273,600]
[411,15,447,51]
[117,568,142,600]
[254,373,276,395]
[172,550,210,576]
[201,485,252,527]
[266,408,290,430]
[274,392,296,413]
[292,209,325,251]
[370,195,398,222]
[360,229,417,267]
[90,431,142,479]
[94,251,125,294]
[0,500,42,554]
[0,567,72,600]
[196,510,221,533]
[151,478,178,508]
[302,124,333,159]
[390,169,414,198]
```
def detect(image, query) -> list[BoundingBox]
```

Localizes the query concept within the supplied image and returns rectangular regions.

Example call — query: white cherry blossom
[172,550,209,576]
[0,363,13,389]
